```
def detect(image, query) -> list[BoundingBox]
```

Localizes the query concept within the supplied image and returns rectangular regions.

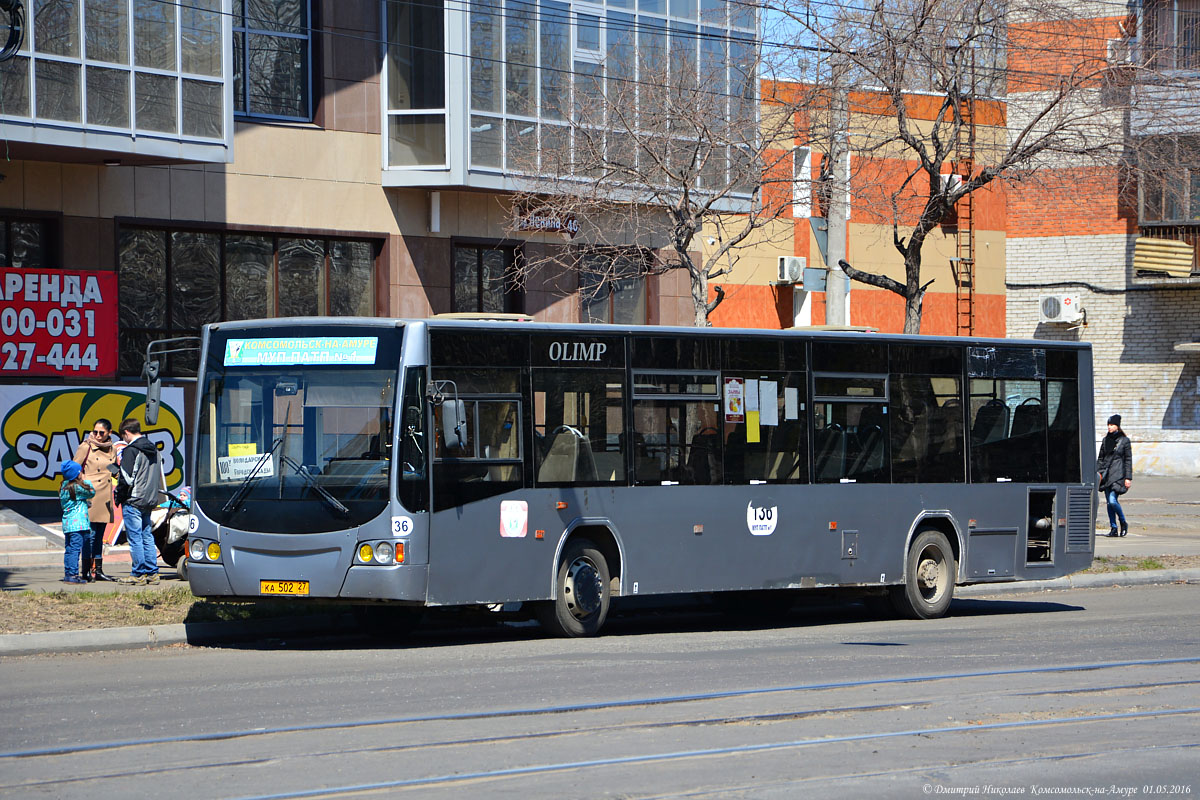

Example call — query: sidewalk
[0,475,1196,655]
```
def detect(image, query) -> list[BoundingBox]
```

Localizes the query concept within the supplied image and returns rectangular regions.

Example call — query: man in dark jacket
[1097,414,1133,537]
[117,418,163,584]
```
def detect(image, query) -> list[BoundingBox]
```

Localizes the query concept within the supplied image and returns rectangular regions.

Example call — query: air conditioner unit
[942,174,964,192]
[1106,37,1136,65]
[777,256,805,284]
[1039,293,1084,324]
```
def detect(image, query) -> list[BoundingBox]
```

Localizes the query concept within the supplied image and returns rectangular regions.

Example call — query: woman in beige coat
[73,418,118,581]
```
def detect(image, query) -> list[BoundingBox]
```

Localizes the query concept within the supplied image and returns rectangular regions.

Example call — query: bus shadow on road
[191,595,1086,652]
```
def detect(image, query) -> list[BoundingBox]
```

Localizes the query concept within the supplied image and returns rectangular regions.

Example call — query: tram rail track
[3,656,1199,798]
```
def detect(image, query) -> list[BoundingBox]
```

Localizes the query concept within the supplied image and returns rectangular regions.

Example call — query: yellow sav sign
[0,387,185,500]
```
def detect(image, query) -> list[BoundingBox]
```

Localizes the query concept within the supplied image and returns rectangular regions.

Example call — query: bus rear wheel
[890,529,955,620]
[537,538,610,637]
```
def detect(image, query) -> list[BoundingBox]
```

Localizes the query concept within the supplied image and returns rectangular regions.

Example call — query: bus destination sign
[223,337,379,367]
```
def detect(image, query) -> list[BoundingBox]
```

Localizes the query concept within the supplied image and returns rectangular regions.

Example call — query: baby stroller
[151,487,192,579]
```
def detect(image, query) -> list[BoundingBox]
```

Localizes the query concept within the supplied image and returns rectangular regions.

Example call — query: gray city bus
[181,317,1095,636]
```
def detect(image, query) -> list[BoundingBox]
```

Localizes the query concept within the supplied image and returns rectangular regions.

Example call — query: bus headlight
[355,541,404,565]
[206,542,221,561]
[189,539,205,561]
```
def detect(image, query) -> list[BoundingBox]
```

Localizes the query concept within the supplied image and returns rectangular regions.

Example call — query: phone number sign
[0,268,118,377]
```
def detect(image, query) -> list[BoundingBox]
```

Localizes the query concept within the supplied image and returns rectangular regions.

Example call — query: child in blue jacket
[59,460,95,584]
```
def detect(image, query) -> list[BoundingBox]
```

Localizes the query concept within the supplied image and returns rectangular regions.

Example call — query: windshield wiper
[221,437,284,513]
[278,455,350,515]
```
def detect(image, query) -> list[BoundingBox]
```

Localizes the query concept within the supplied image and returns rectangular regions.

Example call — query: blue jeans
[63,529,85,577]
[82,522,105,570]
[123,504,159,576]
[1105,489,1127,528]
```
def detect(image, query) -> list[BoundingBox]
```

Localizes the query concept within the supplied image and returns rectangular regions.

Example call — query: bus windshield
[196,327,401,533]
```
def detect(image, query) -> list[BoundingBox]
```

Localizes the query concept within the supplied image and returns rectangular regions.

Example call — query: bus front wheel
[890,529,955,620]
[537,538,611,637]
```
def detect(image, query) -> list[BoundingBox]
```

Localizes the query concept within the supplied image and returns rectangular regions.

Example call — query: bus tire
[537,538,610,637]
[890,529,955,620]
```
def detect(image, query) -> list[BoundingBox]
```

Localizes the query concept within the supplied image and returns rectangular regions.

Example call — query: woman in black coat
[1096,414,1133,537]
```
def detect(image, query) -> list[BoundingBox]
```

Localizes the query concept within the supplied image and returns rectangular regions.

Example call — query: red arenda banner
[0,268,119,377]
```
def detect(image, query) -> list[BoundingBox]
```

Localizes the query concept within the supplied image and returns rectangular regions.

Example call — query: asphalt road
[2,583,1198,799]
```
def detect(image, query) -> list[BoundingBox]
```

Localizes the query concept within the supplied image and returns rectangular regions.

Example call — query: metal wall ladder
[951,92,977,337]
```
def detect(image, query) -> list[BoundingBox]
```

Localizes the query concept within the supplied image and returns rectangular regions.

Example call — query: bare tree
[776,0,1138,333]
[504,16,810,327]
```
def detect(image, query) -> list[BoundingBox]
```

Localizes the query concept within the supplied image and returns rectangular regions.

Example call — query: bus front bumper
[186,562,429,602]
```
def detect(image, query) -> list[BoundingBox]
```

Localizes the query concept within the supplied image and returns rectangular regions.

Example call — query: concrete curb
[0,613,351,657]
[3,571,1199,657]
[957,567,1200,596]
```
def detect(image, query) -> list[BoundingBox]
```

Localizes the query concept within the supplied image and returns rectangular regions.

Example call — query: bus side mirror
[441,399,467,452]
[143,359,162,425]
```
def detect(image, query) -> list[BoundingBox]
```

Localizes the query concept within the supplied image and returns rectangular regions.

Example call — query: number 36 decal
[391,516,414,536]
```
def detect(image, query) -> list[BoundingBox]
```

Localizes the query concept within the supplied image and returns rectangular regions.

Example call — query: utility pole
[825,61,849,326]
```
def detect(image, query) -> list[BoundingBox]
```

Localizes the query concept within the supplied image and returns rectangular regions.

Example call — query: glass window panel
[0,224,6,267]
[170,231,221,331]
[611,276,645,324]
[722,372,807,485]
[387,113,447,166]
[573,60,603,124]
[506,119,538,171]
[541,123,569,175]
[277,237,324,316]
[10,220,50,269]
[480,249,508,314]
[133,0,176,70]
[232,31,245,111]
[540,0,569,121]
[86,66,130,127]
[118,228,168,329]
[669,22,697,92]
[890,375,965,483]
[639,0,665,13]
[700,27,727,98]
[1047,379,1081,483]
[452,247,479,312]
[34,0,79,57]
[606,11,634,101]
[470,114,502,167]
[577,13,600,51]
[224,234,274,320]
[0,57,31,117]
[533,369,625,485]
[387,0,445,111]
[329,240,375,317]
[245,0,305,34]
[699,0,724,25]
[469,1,502,112]
[730,0,754,28]
[969,378,1048,483]
[182,0,222,76]
[85,0,129,64]
[813,401,889,483]
[505,0,536,116]
[35,60,81,122]
[135,71,176,132]
[609,0,633,8]
[120,330,159,377]
[247,33,308,117]
[669,0,696,19]
[182,79,223,137]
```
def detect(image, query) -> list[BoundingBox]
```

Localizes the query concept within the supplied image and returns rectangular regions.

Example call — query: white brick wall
[1007,234,1200,476]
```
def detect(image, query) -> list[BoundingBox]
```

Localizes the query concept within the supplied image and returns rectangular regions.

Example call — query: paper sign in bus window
[760,380,779,426]
[217,453,275,481]
[724,378,744,422]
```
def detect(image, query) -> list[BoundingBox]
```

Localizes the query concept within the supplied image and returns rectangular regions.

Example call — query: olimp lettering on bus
[0,387,185,500]
[547,341,608,362]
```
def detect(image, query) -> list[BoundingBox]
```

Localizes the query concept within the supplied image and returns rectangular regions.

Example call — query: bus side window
[533,369,625,485]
